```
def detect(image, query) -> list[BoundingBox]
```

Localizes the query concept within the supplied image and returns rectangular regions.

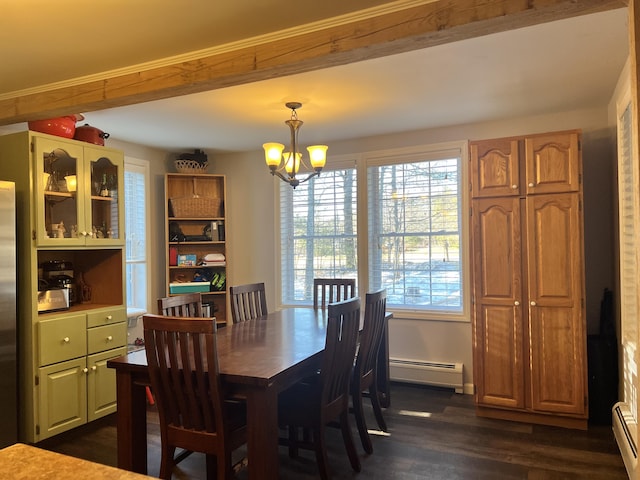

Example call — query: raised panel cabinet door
[470,138,520,198]
[526,193,586,415]
[87,346,127,422]
[471,197,525,408]
[38,357,87,441]
[525,131,581,194]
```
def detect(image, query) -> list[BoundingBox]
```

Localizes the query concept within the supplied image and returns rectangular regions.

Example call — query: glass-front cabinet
[34,136,124,247]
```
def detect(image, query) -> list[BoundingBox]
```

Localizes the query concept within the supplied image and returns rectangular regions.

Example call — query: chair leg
[369,382,388,432]
[352,384,373,454]
[313,425,331,480]
[159,445,176,480]
[339,411,361,473]
[288,425,299,458]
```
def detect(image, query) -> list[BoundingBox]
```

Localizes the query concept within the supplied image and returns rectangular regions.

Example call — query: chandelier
[263,102,327,188]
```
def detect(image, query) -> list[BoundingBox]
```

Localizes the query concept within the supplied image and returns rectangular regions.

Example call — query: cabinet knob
[87,231,94,237]
[83,368,89,374]
[81,231,88,237]
[107,335,113,341]
[514,301,520,306]
[91,366,97,371]
[528,182,534,187]
[63,337,70,343]
[511,184,518,189]
[106,315,113,321]
[530,301,537,306]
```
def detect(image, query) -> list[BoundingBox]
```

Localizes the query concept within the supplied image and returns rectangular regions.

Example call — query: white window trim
[275,141,470,322]
[124,156,152,317]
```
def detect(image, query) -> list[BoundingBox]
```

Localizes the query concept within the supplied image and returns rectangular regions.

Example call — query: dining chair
[277,297,361,480]
[229,282,268,323]
[313,278,356,309]
[351,289,388,454]
[157,292,203,317]
[143,313,247,480]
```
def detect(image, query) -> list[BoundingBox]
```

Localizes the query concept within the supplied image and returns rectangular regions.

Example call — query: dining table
[107,306,391,480]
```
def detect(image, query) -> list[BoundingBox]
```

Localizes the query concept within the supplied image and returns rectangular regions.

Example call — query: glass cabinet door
[84,146,124,246]
[34,136,86,247]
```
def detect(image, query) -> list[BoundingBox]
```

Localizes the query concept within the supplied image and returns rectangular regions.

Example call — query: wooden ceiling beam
[0,0,625,125]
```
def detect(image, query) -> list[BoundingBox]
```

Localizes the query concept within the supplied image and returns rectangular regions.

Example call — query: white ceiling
[0,4,629,154]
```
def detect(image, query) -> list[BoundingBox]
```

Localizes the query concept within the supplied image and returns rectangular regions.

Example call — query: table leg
[115,371,148,474]
[245,387,279,480]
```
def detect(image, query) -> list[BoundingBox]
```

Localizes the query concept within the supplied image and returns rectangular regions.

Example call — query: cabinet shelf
[45,191,74,199]
[90,195,115,202]
[169,216,224,221]
[169,241,224,246]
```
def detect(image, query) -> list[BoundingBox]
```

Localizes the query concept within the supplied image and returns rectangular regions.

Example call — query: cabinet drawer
[87,322,126,354]
[86,307,127,328]
[38,314,87,366]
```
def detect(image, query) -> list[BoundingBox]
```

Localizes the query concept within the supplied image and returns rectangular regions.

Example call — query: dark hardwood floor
[37,383,627,479]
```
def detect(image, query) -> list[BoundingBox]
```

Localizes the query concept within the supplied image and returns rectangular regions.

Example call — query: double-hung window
[280,166,358,304]
[278,141,468,319]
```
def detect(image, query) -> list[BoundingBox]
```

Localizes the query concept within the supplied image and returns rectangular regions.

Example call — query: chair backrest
[229,282,268,323]
[157,292,204,317]
[313,278,356,309]
[355,289,387,385]
[320,297,361,416]
[143,314,226,442]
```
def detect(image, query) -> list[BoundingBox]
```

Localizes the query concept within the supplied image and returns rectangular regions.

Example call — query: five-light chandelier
[263,102,327,188]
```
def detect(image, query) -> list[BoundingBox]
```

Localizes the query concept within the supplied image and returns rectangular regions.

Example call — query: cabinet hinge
[469,206,473,217]
[32,230,37,241]
[35,375,39,386]
[36,425,40,435]
[30,140,34,153]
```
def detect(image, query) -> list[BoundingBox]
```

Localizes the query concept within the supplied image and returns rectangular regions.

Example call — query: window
[124,157,150,316]
[280,169,357,304]
[278,141,468,319]
[367,156,462,311]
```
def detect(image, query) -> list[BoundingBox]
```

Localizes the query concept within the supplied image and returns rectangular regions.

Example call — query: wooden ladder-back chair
[229,282,268,323]
[351,289,388,454]
[157,292,203,317]
[143,314,247,480]
[277,297,362,480]
[312,278,356,309]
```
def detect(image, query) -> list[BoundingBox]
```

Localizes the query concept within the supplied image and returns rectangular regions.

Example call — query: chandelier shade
[263,102,327,188]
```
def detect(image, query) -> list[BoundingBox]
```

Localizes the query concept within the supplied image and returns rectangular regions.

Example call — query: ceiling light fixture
[263,102,327,188]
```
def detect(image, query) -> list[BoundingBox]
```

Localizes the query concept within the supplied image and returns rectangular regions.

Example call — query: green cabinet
[0,130,127,443]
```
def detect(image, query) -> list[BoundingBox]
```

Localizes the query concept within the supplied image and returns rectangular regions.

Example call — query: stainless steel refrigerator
[0,181,17,447]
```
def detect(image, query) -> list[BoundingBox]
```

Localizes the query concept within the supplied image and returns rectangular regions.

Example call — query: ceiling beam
[0,0,625,126]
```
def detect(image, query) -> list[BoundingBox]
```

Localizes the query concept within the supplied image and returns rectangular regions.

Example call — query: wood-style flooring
[37,383,627,479]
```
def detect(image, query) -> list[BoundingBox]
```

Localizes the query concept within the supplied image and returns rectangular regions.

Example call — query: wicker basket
[170,196,221,218]
[174,159,209,174]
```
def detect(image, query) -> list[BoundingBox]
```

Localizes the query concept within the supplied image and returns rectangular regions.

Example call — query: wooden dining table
[107,307,390,480]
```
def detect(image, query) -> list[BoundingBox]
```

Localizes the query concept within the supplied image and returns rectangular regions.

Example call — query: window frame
[276,141,470,322]
[124,156,151,317]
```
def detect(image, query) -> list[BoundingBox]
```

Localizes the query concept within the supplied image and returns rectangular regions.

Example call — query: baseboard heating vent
[613,402,637,478]
[389,358,463,393]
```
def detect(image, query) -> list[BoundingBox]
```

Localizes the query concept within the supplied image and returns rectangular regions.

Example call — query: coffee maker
[41,260,77,305]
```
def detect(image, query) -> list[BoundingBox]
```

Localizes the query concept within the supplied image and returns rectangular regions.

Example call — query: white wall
[112,105,616,393]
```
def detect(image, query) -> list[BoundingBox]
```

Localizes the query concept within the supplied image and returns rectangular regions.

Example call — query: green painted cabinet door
[87,346,127,422]
[38,357,87,441]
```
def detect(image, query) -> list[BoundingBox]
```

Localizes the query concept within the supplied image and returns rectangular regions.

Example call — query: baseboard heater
[389,358,463,393]
[613,401,637,478]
